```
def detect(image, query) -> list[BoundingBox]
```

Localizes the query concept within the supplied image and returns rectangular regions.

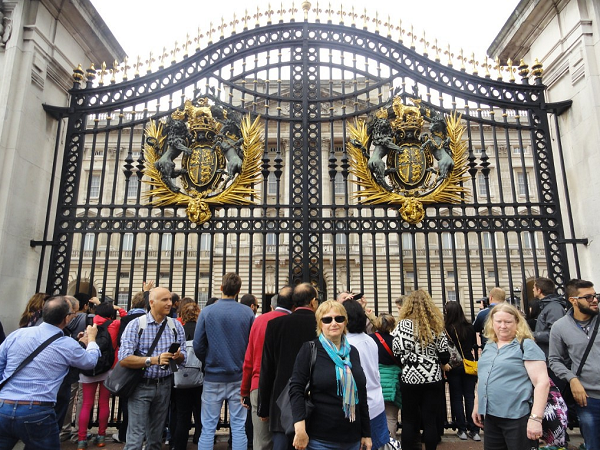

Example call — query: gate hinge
[544,100,572,116]
[30,240,57,248]
[558,238,589,245]
[43,104,70,120]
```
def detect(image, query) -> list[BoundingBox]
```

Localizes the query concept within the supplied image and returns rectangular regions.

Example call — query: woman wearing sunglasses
[289,300,372,450]
[392,289,449,450]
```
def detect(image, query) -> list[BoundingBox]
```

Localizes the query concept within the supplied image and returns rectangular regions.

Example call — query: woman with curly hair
[392,289,449,450]
[19,292,49,328]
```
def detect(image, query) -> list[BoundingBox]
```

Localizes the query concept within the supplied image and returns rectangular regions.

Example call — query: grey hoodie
[549,310,600,399]
[534,293,567,357]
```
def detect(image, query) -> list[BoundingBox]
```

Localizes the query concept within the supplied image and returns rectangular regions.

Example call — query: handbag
[447,339,463,369]
[173,339,204,389]
[276,340,316,436]
[105,319,168,397]
[454,328,477,375]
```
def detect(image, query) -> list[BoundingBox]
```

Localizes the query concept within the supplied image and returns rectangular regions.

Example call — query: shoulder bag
[454,328,477,375]
[374,332,402,366]
[558,316,600,424]
[0,332,63,390]
[276,340,317,436]
[105,318,168,397]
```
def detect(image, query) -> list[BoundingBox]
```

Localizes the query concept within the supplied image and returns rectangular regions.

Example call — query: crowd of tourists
[0,274,599,450]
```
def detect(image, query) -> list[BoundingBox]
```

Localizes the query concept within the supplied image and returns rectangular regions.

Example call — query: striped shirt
[0,322,100,402]
[118,312,186,379]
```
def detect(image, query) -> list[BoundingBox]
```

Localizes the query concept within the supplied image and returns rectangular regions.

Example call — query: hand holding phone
[161,343,181,372]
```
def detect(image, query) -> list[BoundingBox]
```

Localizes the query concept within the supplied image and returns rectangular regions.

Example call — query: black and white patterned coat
[391,319,449,385]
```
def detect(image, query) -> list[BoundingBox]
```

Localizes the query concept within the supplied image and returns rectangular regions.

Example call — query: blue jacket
[193,298,254,383]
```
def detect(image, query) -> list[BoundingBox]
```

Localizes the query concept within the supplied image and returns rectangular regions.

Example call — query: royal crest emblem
[142,98,264,225]
[347,96,469,224]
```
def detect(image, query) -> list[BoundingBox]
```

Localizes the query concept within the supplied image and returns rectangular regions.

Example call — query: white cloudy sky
[91,0,521,63]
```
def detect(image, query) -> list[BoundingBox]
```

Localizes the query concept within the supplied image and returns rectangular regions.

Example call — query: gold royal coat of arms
[142,98,264,224]
[347,96,469,224]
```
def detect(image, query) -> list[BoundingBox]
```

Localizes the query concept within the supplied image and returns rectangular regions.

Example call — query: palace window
[127,177,139,198]
[89,175,101,199]
[122,233,134,251]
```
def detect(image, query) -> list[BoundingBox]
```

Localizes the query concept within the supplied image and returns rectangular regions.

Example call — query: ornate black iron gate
[41,6,576,317]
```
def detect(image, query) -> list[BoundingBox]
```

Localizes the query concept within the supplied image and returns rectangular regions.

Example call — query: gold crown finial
[302,1,311,20]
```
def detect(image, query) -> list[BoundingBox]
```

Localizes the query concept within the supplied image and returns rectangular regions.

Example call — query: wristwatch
[145,357,152,367]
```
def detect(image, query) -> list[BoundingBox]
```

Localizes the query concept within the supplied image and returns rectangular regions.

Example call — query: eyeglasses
[571,293,600,303]
[321,316,346,324]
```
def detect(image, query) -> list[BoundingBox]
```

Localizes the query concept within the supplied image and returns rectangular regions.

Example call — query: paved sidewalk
[54,427,585,449]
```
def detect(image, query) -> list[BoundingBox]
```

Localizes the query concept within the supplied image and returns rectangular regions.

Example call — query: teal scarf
[318,334,358,421]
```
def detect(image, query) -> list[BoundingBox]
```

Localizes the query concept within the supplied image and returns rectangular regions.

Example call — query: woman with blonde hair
[19,292,49,327]
[472,302,549,450]
[289,300,371,450]
[392,289,449,450]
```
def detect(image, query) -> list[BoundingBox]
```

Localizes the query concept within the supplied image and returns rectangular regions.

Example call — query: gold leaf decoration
[142,114,264,225]
[347,111,470,224]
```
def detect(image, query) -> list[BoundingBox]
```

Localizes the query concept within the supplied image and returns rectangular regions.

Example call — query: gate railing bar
[547,102,586,279]
[33,108,66,292]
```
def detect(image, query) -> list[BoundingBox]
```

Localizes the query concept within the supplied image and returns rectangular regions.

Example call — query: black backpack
[81,320,114,376]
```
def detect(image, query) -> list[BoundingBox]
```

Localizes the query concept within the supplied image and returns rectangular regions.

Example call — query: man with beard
[550,279,600,450]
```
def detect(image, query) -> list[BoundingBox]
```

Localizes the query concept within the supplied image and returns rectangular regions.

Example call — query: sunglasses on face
[572,293,600,303]
[321,315,346,324]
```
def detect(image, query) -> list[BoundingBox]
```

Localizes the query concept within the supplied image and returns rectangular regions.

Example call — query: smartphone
[86,314,95,327]
[164,342,181,372]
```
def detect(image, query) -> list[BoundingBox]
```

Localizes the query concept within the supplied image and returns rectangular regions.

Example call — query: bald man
[118,287,186,450]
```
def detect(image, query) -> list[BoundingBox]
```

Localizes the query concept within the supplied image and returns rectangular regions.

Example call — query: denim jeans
[307,438,360,450]
[0,401,60,450]
[199,380,247,450]
[124,378,172,450]
[576,396,600,450]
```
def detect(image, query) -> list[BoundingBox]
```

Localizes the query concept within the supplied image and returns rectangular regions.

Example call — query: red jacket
[241,309,288,396]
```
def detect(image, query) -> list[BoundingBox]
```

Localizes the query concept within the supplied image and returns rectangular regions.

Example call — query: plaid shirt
[118,312,186,379]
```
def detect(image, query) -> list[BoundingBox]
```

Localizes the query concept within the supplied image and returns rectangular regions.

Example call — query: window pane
[334,172,346,195]
[161,234,173,251]
[83,233,95,251]
[477,173,487,196]
[89,175,100,199]
[123,233,134,251]
[482,232,492,249]
[267,173,277,195]
[127,177,139,198]
[335,234,347,245]
[266,233,277,246]
[200,234,211,251]
[401,234,413,250]
[441,233,453,249]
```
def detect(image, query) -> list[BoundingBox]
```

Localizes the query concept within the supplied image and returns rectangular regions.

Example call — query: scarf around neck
[318,333,358,421]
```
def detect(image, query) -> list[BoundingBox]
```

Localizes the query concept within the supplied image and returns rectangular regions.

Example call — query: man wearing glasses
[549,279,600,450]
